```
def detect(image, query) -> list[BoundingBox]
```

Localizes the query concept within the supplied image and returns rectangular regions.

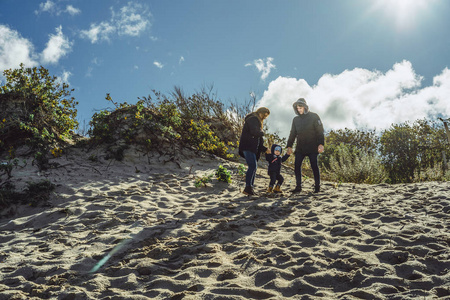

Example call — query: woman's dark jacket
[287,101,324,155]
[239,113,267,160]
[265,144,290,174]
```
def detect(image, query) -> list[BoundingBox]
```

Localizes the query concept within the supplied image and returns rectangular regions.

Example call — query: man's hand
[287,147,293,155]
[318,144,324,153]
[266,148,271,154]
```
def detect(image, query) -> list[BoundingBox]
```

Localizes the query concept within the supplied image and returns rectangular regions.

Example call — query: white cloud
[246,57,276,80]
[35,1,81,16]
[35,0,56,14]
[80,22,115,44]
[153,61,164,69]
[41,26,73,64]
[116,2,150,36]
[257,60,450,138]
[80,1,151,44]
[0,25,39,71]
[179,56,185,64]
[56,70,72,86]
[66,5,81,16]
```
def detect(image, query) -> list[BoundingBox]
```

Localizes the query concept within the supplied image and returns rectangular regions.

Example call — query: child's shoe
[267,186,273,193]
[274,185,283,193]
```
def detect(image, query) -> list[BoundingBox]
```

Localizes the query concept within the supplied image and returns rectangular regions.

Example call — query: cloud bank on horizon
[258,60,450,136]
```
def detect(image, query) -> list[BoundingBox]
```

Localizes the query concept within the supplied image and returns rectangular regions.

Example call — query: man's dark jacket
[239,113,267,160]
[287,101,325,154]
[265,144,290,174]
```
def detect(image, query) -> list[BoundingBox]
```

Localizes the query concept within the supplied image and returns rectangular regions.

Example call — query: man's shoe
[267,186,273,193]
[314,185,320,193]
[291,186,302,193]
[243,186,256,196]
[274,185,283,193]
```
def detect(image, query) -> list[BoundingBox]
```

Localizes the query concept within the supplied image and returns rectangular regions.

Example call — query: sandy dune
[0,145,449,299]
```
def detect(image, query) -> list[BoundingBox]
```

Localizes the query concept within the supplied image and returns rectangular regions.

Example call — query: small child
[265,144,290,193]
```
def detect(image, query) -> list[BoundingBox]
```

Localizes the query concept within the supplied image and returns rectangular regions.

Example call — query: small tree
[0,64,78,152]
[379,123,419,183]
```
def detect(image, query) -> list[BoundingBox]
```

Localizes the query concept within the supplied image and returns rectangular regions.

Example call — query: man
[287,98,324,193]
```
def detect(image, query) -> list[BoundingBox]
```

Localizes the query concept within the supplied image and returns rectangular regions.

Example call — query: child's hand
[266,149,271,154]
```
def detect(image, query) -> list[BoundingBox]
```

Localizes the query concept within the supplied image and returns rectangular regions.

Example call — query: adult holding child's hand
[286,98,325,193]
[238,107,270,196]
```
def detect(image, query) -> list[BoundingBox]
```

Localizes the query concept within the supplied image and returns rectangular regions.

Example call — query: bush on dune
[0,64,78,156]
[88,88,244,159]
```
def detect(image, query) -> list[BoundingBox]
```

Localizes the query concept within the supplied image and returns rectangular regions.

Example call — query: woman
[238,107,270,196]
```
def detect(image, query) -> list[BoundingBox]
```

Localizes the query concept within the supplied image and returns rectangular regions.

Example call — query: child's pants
[269,172,284,187]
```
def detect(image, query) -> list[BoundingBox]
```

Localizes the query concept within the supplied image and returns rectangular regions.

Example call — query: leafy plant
[0,64,78,153]
[237,164,246,176]
[194,173,214,188]
[216,165,231,183]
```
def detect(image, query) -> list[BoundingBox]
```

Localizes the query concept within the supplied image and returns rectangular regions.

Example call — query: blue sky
[1,0,449,137]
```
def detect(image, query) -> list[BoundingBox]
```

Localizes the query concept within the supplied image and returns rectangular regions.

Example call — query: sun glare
[371,0,433,30]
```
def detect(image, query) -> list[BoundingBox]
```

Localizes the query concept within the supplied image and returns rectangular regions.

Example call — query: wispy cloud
[65,5,81,16]
[41,26,73,64]
[80,2,151,44]
[35,1,81,16]
[246,57,276,80]
[257,60,450,137]
[153,61,164,69]
[0,25,39,71]
[80,22,115,44]
[35,0,56,14]
[56,70,72,86]
[179,56,185,65]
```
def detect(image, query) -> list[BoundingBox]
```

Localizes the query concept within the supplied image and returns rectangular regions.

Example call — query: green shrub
[0,180,55,209]
[0,64,78,153]
[326,143,387,184]
[216,165,231,183]
[321,128,378,170]
[378,120,448,183]
[88,90,239,159]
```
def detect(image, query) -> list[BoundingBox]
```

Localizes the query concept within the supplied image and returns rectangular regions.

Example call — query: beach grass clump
[326,143,387,184]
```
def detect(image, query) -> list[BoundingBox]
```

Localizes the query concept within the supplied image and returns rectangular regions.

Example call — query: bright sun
[371,0,433,30]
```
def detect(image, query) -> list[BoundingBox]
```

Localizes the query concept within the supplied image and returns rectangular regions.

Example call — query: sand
[0,145,449,299]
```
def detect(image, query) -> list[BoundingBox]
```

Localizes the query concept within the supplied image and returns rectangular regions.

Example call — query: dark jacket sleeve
[247,116,264,137]
[265,153,272,162]
[315,116,325,146]
[286,119,297,148]
[259,138,267,154]
[281,154,290,162]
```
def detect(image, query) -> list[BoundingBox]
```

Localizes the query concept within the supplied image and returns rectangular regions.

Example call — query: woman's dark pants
[243,151,257,187]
